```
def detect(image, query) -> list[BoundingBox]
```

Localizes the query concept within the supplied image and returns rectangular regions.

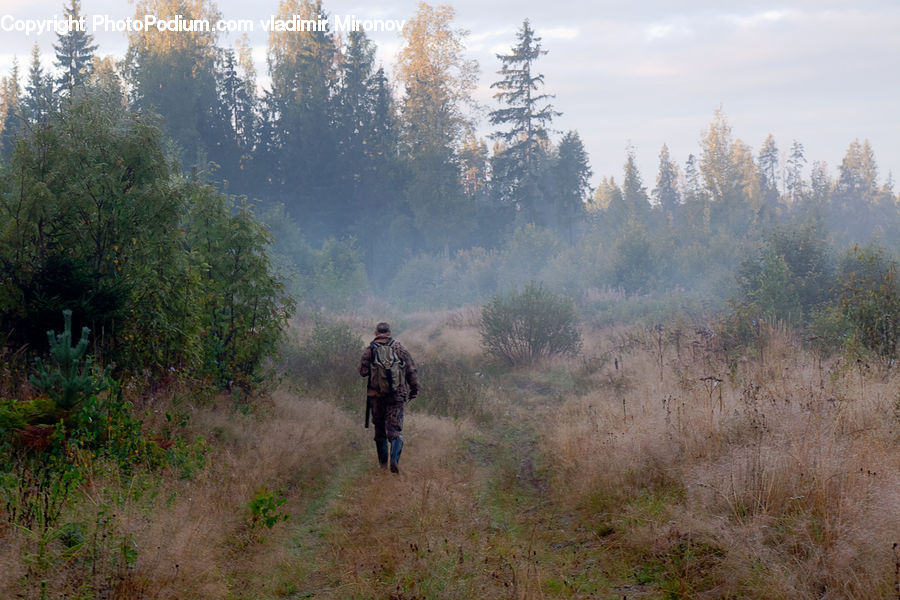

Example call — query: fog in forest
[3,0,899,343]
[1,3,899,598]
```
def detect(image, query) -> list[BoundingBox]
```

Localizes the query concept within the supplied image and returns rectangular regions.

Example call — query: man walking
[359,322,419,473]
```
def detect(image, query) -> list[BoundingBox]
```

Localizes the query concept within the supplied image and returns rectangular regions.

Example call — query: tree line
[1,0,898,357]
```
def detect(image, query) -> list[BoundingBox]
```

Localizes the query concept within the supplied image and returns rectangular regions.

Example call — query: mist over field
[0,1,898,598]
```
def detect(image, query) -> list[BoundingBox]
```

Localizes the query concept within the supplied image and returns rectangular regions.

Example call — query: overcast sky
[2,0,899,191]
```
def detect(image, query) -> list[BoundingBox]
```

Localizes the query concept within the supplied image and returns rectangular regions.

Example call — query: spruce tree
[0,58,21,155]
[653,143,680,222]
[785,140,807,203]
[489,19,560,224]
[757,134,780,210]
[622,146,651,227]
[266,0,340,237]
[124,0,220,168]
[25,44,55,124]
[209,48,257,191]
[53,0,97,95]
[553,131,592,242]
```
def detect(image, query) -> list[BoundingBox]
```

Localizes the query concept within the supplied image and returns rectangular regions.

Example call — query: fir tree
[653,143,680,222]
[553,131,592,242]
[24,44,55,124]
[757,133,780,210]
[489,19,560,223]
[266,0,341,236]
[0,58,22,149]
[622,146,651,227]
[53,0,97,95]
[785,140,807,203]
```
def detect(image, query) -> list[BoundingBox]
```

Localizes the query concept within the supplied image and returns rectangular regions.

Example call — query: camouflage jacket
[359,334,419,399]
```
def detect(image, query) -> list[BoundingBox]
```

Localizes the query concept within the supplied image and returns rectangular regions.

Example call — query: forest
[0,0,898,598]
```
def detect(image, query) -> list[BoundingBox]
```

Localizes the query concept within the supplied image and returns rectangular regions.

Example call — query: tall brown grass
[0,386,361,599]
[3,312,896,599]
[547,320,899,598]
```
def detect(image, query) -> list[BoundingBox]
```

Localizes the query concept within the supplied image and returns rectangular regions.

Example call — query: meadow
[1,307,898,599]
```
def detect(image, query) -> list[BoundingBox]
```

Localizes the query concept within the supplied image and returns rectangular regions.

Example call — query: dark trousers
[371,394,405,442]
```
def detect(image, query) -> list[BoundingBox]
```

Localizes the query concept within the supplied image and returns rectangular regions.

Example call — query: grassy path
[270,394,661,600]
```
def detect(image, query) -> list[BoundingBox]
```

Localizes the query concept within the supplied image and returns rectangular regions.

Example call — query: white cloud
[632,60,680,78]
[646,24,673,40]
[644,21,694,41]
[725,8,796,29]
[537,26,579,40]
[468,28,512,44]
[489,43,514,56]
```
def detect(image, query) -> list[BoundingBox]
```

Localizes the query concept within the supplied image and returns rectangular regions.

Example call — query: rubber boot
[389,438,403,473]
[375,439,388,469]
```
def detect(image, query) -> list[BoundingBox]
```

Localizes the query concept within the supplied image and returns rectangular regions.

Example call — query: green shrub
[305,237,369,308]
[740,250,803,325]
[247,486,290,530]
[839,246,899,360]
[289,318,364,407]
[612,229,656,294]
[297,319,363,377]
[480,282,582,366]
[183,188,294,388]
[413,354,490,421]
[390,253,457,308]
[497,224,560,290]
[734,224,835,325]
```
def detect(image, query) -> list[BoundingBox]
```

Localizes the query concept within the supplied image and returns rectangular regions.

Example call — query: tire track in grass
[268,386,656,599]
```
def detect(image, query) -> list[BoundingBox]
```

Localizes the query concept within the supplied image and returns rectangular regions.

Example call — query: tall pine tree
[266,0,340,237]
[653,143,680,224]
[552,131,591,242]
[24,44,56,125]
[0,59,21,156]
[53,0,97,96]
[124,0,221,168]
[489,19,560,226]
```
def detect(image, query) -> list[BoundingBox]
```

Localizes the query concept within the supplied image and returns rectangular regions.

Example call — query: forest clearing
[2,1,900,597]
[3,307,896,599]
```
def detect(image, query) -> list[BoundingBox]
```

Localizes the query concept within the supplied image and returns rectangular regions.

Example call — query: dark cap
[375,322,391,334]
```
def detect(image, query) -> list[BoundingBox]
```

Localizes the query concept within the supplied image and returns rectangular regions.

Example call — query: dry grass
[546,321,900,598]
[1,387,362,600]
[3,313,897,599]
[127,389,361,599]
[292,413,495,598]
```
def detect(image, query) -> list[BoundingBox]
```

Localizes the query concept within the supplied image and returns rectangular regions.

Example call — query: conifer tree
[53,0,97,95]
[757,134,780,214]
[24,44,55,124]
[0,58,21,155]
[622,146,651,227]
[210,44,257,189]
[489,19,560,224]
[124,0,221,167]
[335,31,377,217]
[553,131,592,242]
[785,140,807,203]
[266,0,340,236]
[653,143,680,222]
[683,153,709,233]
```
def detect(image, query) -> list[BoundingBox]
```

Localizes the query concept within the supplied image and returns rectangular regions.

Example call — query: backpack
[369,339,405,395]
